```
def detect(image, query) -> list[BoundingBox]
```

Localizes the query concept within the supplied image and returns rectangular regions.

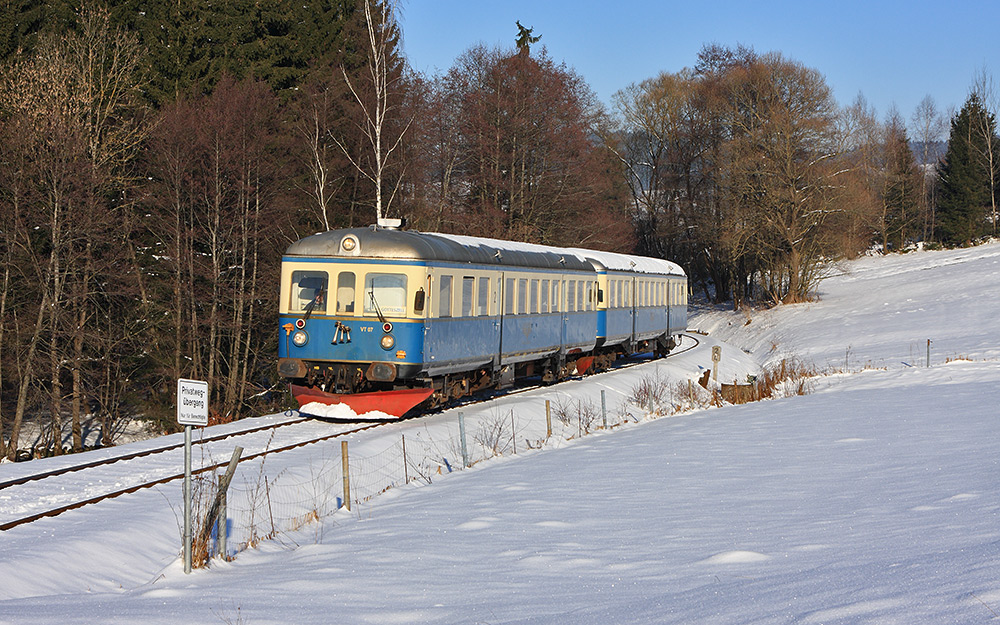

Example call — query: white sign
[177,378,209,427]
[712,345,722,363]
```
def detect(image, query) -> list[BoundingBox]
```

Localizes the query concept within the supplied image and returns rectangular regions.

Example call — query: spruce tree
[937,92,999,245]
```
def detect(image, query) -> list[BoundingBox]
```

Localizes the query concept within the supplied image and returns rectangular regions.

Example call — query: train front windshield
[363,273,408,317]
[291,271,328,313]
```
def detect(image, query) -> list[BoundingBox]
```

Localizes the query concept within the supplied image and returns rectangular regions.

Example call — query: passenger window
[438,275,453,318]
[292,270,329,313]
[505,278,515,314]
[551,281,560,313]
[540,279,549,313]
[518,279,528,315]
[364,273,408,317]
[478,277,490,315]
[462,277,475,317]
[530,279,539,313]
[567,281,576,312]
[335,272,355,314]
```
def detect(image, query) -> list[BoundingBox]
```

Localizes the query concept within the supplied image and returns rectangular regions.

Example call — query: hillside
[1,242,999,624]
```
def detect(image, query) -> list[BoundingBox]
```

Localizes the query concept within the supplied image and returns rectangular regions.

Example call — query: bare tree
[721,52,843,303]
[292,83,342,231]
[971,68,999,237]
[910,95,948,240]
[336,0,410,223]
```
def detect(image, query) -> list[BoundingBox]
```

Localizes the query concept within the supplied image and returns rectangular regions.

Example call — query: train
[277,220,688,416]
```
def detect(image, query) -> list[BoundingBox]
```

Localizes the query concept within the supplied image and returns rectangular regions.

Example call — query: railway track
[0,419,384,531]
[0,415,309,491]
[1,333,703,532]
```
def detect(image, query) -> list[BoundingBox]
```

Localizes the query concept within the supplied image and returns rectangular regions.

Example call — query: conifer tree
[937,92,999,245]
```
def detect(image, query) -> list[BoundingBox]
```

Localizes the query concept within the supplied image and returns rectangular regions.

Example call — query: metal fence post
[511,412,516,454]
[601,390,607,429]
[218,489,227,560]
[402,434,409,483]
[459,412,469,468]
[927,339,932,368]
[545,400,552,440]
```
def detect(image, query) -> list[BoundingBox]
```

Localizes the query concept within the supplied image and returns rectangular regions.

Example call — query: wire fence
[196,387,665,564]
[195,358,818,565]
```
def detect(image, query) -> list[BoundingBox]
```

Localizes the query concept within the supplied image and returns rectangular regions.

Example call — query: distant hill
[910,140,947,166]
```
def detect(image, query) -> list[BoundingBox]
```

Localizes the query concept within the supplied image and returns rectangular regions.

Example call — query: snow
[2,242,1000,624]
[432,231,685,275]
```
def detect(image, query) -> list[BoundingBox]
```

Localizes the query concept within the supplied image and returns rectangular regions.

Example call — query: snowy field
[1,242,999,624]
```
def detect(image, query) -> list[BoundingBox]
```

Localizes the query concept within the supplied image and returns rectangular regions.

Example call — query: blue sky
[401,0,998,126]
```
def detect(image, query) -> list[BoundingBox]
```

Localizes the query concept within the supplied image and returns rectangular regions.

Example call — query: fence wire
[202,387,677,563]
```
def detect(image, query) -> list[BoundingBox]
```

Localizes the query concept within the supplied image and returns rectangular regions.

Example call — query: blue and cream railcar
[277,225,602,408]
[571,249,688,369]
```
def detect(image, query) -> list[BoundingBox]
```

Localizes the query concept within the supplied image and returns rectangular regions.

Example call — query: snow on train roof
[422,232,684,276]
[285,227,683,276]
[567,247,685,277]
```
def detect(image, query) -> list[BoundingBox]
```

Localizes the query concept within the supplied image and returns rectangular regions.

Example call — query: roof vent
[377,217,406,230]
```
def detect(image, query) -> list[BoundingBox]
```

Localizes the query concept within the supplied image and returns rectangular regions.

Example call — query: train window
[335,272,355,314]
[551,280,560,313]
[585,282,593,311]
[438,275,453,318]
[517,279,528,315]
[505,278,515,314]
[364,273,408,317]
[477,277,490,316]
[461,277,475,317]
[567,281,576,312]
[540,280,549,313]
[476,278,490,317]
[530,279,539,314]
[292,271,329,313]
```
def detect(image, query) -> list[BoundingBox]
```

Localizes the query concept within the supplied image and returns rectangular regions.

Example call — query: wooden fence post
[341,440,351,512]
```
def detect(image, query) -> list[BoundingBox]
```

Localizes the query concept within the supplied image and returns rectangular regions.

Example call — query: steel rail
[0,416,308,491]
[2,333,702,532]
[0,421,384,532]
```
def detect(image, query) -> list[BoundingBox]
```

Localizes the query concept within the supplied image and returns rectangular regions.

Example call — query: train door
[665,278,671,339]
[629,275,637,350]
[496,271,506,370]
[560,277,569,355]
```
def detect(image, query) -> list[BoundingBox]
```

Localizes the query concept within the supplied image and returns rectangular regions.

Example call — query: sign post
[177,378,208,574]
[711,345,722,382]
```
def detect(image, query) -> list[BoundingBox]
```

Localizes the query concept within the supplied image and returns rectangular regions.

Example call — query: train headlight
[380,334,395,350]
[292,330,309,347]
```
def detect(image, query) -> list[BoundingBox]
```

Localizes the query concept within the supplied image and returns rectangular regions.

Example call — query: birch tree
[336,0,409,223]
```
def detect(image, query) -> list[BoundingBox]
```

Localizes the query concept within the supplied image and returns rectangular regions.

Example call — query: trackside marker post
[177,378,208,574]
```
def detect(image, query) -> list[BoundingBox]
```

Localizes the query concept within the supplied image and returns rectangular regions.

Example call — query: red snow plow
[290,384,433,419]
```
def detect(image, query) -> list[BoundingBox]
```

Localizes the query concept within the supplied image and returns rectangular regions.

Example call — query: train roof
[284,227,684,276]
[568,247,685,277]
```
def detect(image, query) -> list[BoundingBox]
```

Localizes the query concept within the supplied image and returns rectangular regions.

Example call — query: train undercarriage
[289,334,678,418]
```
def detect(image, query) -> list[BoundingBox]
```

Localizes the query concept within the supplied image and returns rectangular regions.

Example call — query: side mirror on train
[414,288,425,314]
